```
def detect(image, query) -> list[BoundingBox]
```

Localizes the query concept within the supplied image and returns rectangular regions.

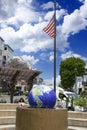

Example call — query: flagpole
[54,0,56,93]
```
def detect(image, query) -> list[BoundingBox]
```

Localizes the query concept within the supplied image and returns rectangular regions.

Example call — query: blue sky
[0,0,87,85]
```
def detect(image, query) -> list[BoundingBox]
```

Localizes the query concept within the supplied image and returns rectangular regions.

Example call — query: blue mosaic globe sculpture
[28,85,56,108]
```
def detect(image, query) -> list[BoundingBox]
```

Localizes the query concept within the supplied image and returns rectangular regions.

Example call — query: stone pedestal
[16,107,68,130]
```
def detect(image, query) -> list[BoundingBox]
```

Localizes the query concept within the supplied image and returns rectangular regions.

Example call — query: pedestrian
[18,98,25,106]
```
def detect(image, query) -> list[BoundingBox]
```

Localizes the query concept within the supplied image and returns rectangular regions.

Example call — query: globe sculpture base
[16,107,68,130]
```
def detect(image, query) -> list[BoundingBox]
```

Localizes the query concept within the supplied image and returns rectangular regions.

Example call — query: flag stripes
[43,16,55,38]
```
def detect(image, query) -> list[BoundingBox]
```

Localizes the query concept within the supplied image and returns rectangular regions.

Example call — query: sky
[0,0,87,85]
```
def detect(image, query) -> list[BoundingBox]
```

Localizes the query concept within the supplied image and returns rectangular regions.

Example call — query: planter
[74,97,87,111]
[16,107,68,130]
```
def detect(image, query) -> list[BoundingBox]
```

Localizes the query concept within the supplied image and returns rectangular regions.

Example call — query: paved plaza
[0,95,87,130]
[68,126,87,130]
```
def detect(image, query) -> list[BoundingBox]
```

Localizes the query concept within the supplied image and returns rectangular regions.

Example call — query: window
[4,47,7,50]
[2,56,6,66]
[3,56,6,60]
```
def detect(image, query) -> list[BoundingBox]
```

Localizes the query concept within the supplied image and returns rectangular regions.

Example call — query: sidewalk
[68,126,87,130]
[0,125,15,130]
[0,125,87,130]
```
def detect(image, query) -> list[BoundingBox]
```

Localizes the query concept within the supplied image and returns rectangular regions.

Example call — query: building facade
[82,65,87,91]
[73,65,87,94]
[0,37,13,66]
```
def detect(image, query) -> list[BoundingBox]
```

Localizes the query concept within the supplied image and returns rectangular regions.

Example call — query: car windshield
[66,93,78,99]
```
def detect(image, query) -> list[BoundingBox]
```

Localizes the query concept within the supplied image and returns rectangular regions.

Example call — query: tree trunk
[10,91,13,103]
[10,84,15,103]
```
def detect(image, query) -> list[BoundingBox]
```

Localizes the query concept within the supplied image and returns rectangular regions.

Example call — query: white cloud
[56,25,69,52]
[62,1,87,36]
[61,51,87,61]
[0,0,17,19]
[40,52,48,61]
[18,0,33,4]
[0,0,87,59]
[44,9,66,21]
[0,0,67,54]
[0,0,40,25]
[15,6,40,23]
[41,1,60,10]
[21,55,39,65]
[49,52,54,61]
[0,24,68,54]
[57,75,61,86]
[78,0,85,3]
[0,27,19,48]
[52,75,61,86]
[41,2,54,10]
[0,22,54,52]
[40,51,55,62]
[44,75,61,86]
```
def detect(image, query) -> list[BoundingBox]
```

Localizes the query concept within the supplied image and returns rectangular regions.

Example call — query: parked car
[14,98,19,103]
[63,91,78,110]
[14,89,23,96]
[56,88,78,110]
[64,91,78,99]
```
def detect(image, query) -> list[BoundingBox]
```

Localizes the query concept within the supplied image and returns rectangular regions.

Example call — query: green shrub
[24,91,29,97]
[74,97,87,107]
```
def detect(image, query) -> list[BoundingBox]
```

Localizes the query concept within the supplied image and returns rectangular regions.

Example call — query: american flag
[43,15,55,38]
